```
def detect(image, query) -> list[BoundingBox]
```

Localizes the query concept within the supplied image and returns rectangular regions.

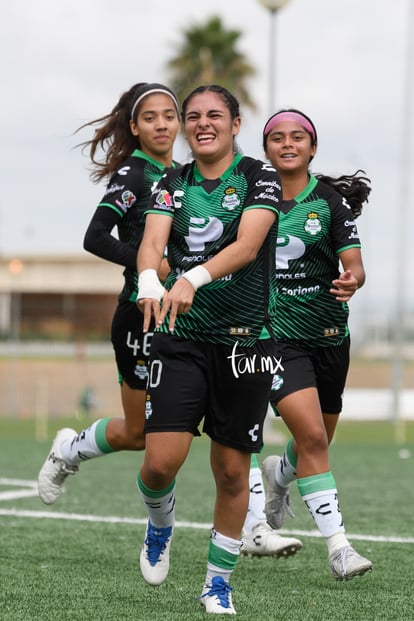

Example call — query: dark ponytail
[315,170,371,218]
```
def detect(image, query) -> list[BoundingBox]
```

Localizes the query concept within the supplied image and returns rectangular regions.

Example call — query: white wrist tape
[137,269,165,301]
[181,265,212,291]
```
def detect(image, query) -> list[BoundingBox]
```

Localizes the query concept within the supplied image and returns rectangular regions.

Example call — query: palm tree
[166,16,257,111]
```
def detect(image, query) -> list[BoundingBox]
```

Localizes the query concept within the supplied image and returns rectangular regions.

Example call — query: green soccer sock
[205,529,241,585]
[137,474,176,529]
[297,471,346,539]
[60,418,114,466]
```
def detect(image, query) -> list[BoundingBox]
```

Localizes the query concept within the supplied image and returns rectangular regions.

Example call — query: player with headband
[37,82,181,500]
[261,108,373,581]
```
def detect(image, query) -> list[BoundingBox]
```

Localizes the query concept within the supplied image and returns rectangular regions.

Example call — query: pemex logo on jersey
[304,212,321,236]
[221,186,241,211]
[276,235,306,269]
[115,190,136,213]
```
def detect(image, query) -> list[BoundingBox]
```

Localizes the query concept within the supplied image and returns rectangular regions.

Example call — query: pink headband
[264,111,316,141]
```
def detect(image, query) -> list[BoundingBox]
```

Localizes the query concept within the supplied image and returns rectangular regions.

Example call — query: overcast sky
[2,0,414,327]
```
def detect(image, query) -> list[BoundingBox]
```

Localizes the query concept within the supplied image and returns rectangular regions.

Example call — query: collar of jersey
[193,153,243,182]
[131,148,177,170]
[294,174,318,203]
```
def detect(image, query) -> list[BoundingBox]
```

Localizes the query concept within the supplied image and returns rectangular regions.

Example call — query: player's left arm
[160,207,277,332]
[330,247,366,302]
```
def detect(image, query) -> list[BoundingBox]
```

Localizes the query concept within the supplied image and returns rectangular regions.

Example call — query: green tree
[166,16,257,111]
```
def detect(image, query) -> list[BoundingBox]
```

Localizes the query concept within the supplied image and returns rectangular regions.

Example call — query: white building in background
[0,254,122,338]
[0,253,413,358]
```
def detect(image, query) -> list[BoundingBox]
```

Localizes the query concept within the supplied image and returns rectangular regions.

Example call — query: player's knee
[298,426,328,455]
[128,432,146,450]
[142,454,178,485]
[216,467,246,496]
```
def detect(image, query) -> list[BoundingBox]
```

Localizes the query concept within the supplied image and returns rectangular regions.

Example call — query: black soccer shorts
[111,300,154,390]
[270,337,350,415]
[144,333,277,452]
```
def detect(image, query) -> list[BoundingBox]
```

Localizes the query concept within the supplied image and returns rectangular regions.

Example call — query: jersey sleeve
[83,206,137,269]
[144,169,178,217]
[98,163,145,217]
[83,160,146,268]
[242,158,282,214]
[330,195,362,253]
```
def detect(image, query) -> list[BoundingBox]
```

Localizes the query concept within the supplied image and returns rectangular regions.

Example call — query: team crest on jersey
[304,212,321,236]
[134,360,149,380]
[145,394,152,420]
[272,374,284,391]
[115,190,136,212]
[221,187,240,211]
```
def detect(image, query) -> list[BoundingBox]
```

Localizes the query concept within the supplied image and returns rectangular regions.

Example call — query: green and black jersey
[97,149,178,302]
[270,175,362,347]
[145,154,283,346]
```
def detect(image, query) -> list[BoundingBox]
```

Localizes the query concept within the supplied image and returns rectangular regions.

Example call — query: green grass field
[0,418,413,620]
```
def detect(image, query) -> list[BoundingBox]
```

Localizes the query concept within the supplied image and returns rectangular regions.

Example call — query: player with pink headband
[261,108,374,581]
[263,109,317,144]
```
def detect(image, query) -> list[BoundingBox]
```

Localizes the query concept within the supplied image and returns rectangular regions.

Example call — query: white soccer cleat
[37,428,78,505]
[262,455,295,529]
[241,521,302,558]
[140,521,173,586]
[199,576,236,615]
[329,545,373,581]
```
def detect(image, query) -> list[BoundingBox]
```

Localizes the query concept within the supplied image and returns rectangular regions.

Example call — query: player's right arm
[137,213,172,332]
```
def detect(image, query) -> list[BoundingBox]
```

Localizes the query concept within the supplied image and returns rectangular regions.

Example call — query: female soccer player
[136,85,287,614]
[37,81,299,564]
[261,108,373,580]
[37,82,181,499]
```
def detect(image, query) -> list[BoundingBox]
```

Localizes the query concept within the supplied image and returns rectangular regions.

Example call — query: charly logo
[221,187,240,211]
[304,212,321,236]
[227,341,283,379]
[248,424,259,442]
[117,166,131,176]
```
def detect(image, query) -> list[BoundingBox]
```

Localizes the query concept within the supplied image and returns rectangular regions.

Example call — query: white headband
[130,88,179,121]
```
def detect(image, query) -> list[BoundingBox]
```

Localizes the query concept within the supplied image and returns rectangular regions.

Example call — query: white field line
[0,477,38,500]
[1,478,413,545]
[0,490,40,500]
[0,477,38,487]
